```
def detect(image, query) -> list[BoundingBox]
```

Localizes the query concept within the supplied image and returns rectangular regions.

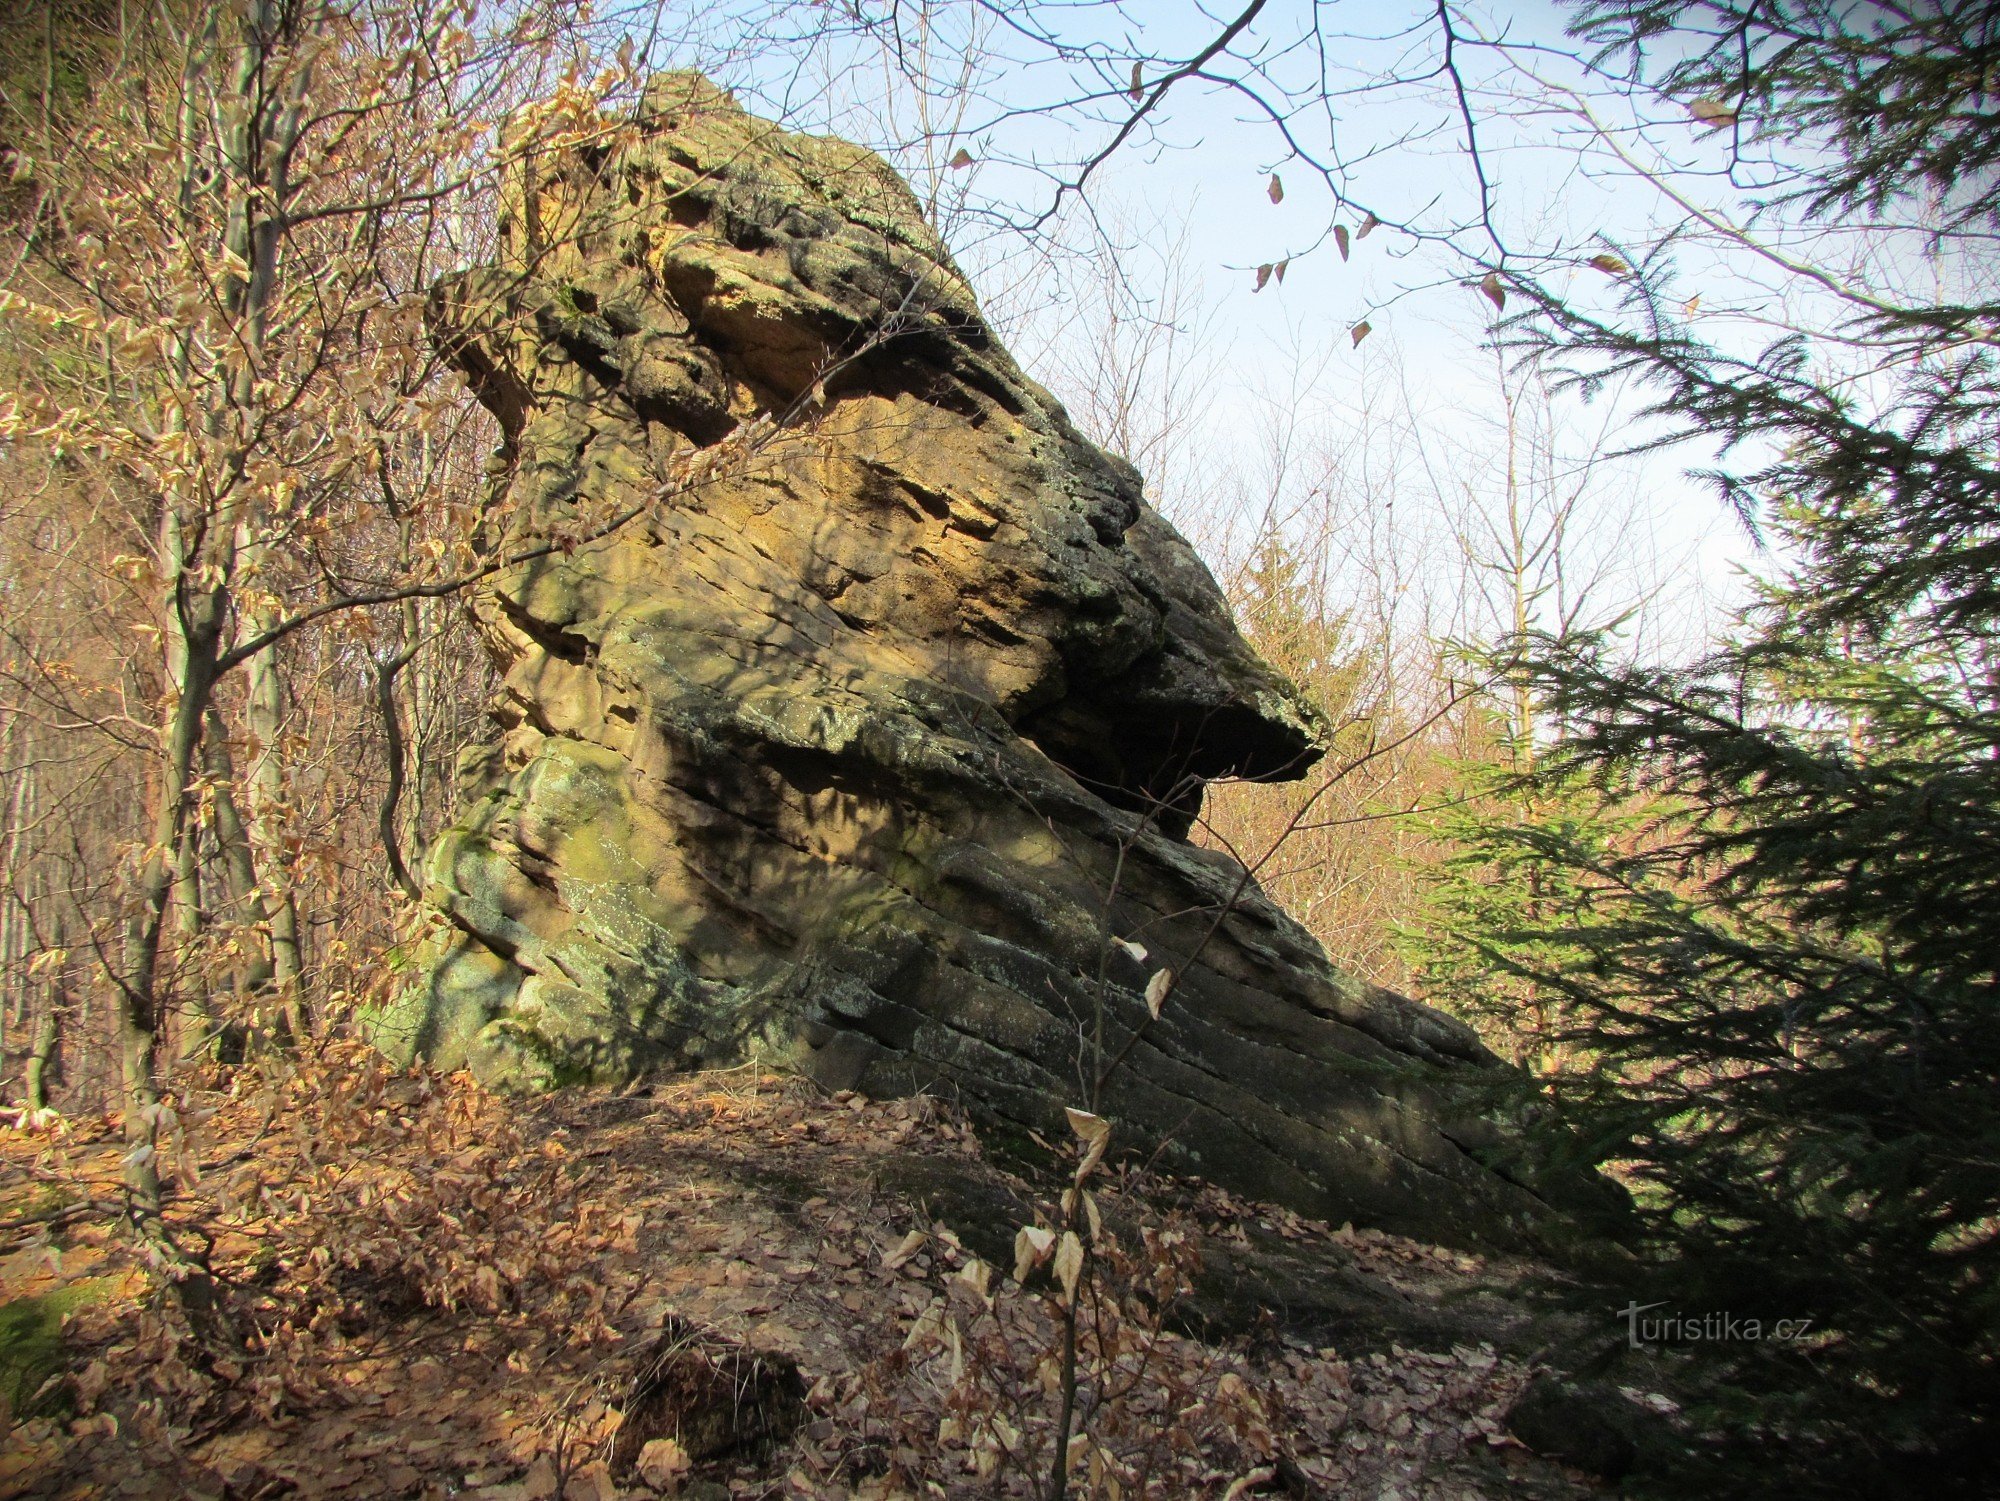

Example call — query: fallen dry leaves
[0,1050,1591,1499]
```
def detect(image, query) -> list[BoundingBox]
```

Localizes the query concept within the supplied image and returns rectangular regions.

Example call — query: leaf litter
[0,1044,1602,1499]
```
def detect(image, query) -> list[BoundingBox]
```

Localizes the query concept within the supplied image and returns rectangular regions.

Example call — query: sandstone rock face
[376,75,1549,1245]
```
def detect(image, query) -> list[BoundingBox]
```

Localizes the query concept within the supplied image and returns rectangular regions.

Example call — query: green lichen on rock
[384,72,1570,1247]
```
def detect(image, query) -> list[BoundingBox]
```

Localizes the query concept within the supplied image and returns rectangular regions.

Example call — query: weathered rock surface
[374,74,1553,1246]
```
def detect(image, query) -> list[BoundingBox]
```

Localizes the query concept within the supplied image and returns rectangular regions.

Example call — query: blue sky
[663,1,1778,651]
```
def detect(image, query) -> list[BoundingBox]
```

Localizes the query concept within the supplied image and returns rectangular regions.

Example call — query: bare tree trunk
[117,596,219,1228]
[0,720,28,1088]
[25,911,63,1115]
[116,676,199,1216]
[218,0,315,1046]
[376,503,426,901]
[111,573,237,1341]
[412,597,436,843]
[240,614,307,1039]
[160,494,228,1065]
[191,716,268,1054]
[376,641,426,902]
[25,1007,60,1115]
[172,806,214,1060]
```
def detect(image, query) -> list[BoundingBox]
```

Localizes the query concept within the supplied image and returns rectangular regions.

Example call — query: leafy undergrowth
[0,1045,1602,1499]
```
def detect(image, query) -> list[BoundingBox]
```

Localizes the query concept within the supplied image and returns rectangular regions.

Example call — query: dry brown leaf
[1053,1230,1085,1302]
[1222,1467,1277,1501]
[1013,1224,1056,1282]
[956,1256,993,1299]
[562,1459,617,1501]
[1689,96,1737,129]
[1065,1107,1110,1145]
[519,1458,559,1500]
[636,1436,690,1490]
[1067,1109,1113,1182]
[882,1229,927,1271]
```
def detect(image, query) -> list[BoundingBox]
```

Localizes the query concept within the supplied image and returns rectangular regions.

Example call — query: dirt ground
[0,1046,1617,1499]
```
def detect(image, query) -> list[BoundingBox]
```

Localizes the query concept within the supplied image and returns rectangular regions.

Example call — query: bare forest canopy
[2,3,1998,1499]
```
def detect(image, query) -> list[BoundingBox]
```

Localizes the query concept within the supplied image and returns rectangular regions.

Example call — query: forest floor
[0,1045,1641,1499]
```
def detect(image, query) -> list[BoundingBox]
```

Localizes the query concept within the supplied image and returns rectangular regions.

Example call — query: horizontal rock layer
[373,74,1553,1246]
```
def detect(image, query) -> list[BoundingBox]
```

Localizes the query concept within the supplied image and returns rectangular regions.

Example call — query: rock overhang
[374,72,1578,1250]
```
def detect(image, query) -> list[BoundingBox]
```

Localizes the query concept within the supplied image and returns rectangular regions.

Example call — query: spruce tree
[1446,1,2000,1486]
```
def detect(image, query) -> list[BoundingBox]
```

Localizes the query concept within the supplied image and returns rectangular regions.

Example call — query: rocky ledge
[373,73,1561,1247]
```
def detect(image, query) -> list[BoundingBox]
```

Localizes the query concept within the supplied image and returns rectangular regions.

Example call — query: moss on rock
[385,72,1579,1249]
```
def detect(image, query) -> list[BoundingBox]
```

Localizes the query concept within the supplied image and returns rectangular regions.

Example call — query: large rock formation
[375,75,1551,1245]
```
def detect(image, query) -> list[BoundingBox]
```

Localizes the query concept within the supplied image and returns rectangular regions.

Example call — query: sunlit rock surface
[375,74,1552,1244]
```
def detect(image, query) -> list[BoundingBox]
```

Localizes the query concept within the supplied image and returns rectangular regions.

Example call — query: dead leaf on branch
[1013,1224,1056,1282]
[1689,97,1738,130]
[1064,1107,1109,1145]
[1066,1107,1112,1181]
[1053,1230,1085,1303]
